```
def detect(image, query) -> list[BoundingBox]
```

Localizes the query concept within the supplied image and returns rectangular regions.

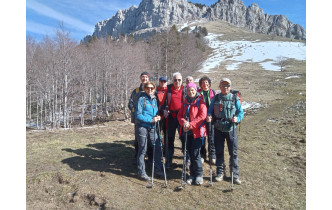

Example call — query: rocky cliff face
[83,0,305,42]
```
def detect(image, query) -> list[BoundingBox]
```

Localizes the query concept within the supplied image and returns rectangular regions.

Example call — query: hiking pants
[137,126,162,176]
[187,135,203,178]
[200,124,216,160]
[166,113,180,165]
[214,128,239,179]
[135,124,153,161]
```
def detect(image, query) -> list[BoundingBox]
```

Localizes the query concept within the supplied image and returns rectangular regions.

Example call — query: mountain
[83,0,305,42]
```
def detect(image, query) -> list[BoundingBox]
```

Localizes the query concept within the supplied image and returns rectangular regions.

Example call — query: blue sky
[26,0,306,42]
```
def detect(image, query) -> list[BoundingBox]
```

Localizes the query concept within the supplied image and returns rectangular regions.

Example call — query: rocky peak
[83,0,305,43]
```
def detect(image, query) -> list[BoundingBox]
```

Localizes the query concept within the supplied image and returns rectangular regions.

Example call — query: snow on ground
[285,75,301,79]
[199,33,306,72]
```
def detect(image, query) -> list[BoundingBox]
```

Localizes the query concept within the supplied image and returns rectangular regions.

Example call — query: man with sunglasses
[163,72,186,168]
[206,78,244,185]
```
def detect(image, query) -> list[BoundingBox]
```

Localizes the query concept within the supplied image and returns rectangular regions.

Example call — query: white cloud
[26,21,56,35]
[27,0,93,33]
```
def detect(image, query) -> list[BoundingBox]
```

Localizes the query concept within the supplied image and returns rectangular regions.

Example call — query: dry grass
[26,21,305,209]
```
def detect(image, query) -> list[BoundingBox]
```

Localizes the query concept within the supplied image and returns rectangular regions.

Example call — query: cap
[186,82,197,91]
[159,76,167,81]
[220,78,231,85]
[140,72,150,77]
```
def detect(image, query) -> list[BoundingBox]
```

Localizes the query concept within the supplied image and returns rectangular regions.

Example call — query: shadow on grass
[61,140,137,178]
[62,140,185,181]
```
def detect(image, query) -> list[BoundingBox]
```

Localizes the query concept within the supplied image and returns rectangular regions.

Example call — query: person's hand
[206,115,212,122]
[232,116,238,123]
[152,115,161,122]
[163,110,169,118]
[183,121,190,128]
[183,126,190,132]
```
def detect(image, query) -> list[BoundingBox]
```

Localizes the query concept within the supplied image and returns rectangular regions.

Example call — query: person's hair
[186,76,194,81]
[172,72,182,79]
[143,81,156,90]
[199,76,212,87]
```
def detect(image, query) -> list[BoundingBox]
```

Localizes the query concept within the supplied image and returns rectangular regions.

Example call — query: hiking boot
[187,176,194,185]
[138,174,151,181]
[234,178,242,185]
[195,176,203,185]
[215,173,224,182]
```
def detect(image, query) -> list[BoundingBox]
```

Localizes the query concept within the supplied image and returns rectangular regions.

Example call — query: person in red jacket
[177,82,207,185]
[163,72,186,168]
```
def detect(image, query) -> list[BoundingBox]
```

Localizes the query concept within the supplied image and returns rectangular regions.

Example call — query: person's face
[173,75,182,88]
[219,82,231,95]
[144,84,155,96]
[187,87,197,98]
[186,78,193,85]
[159,80,167,88]
[140,75,149,84]
[201,80,210,91]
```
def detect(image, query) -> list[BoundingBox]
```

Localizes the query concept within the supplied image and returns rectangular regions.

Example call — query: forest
[26,25,208,129]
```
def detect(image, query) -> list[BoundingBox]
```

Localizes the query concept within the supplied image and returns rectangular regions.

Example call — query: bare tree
[276,56,288,71]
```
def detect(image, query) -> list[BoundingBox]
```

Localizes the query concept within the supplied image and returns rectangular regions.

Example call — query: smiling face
[201,79,210,91]
[173,75,182,89]
[187,87,197,98]
[140,75,149,84]
[144,83,155,96]
[219,81,231,95]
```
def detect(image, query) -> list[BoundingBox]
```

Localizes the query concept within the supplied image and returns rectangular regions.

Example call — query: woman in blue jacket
[135,81,164,181]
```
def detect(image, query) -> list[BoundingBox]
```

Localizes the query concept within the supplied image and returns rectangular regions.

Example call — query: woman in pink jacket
[177,82,207,185]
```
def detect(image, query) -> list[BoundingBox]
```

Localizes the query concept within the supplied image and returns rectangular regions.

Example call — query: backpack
[230,90,242,105]
[213,90,242,131]
[131,87,146,123]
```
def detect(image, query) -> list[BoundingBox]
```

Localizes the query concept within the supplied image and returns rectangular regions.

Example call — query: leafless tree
[276,56,288,71]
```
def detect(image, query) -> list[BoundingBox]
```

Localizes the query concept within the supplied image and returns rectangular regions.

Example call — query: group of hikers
[127,71,244,186]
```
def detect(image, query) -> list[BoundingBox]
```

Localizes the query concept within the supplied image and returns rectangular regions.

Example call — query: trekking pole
[230,114,235,191]
[157,122,168,188]
[147,122,157,188]
[178,116,189,190]
[165,106,169,169]
[208,121,213,186]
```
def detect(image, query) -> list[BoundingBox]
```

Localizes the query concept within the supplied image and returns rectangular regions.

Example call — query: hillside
[26,22,306,209]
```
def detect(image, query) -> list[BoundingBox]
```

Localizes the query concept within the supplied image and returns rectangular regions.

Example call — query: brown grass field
[26,21,306,209]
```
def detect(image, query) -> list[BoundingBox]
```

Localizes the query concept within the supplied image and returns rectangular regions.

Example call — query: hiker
[185,76,194,85]
[162,72,186,168]
[128,72,152,163]
[155,76,168,149]
[177,82,207,185]
[197,76,217,165]
[206,78,244,184]
[135,81,164,181]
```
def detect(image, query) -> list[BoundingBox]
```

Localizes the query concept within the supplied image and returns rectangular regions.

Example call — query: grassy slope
[27,21,306,209]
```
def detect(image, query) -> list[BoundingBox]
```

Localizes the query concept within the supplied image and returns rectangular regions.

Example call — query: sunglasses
[220,84,230,88]
[145,87,154,90]
[173,79,182,82]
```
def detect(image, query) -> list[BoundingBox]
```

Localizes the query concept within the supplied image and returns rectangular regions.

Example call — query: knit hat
[140,72,150,77]
[159,76,167,81]
[186,82,197,91]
